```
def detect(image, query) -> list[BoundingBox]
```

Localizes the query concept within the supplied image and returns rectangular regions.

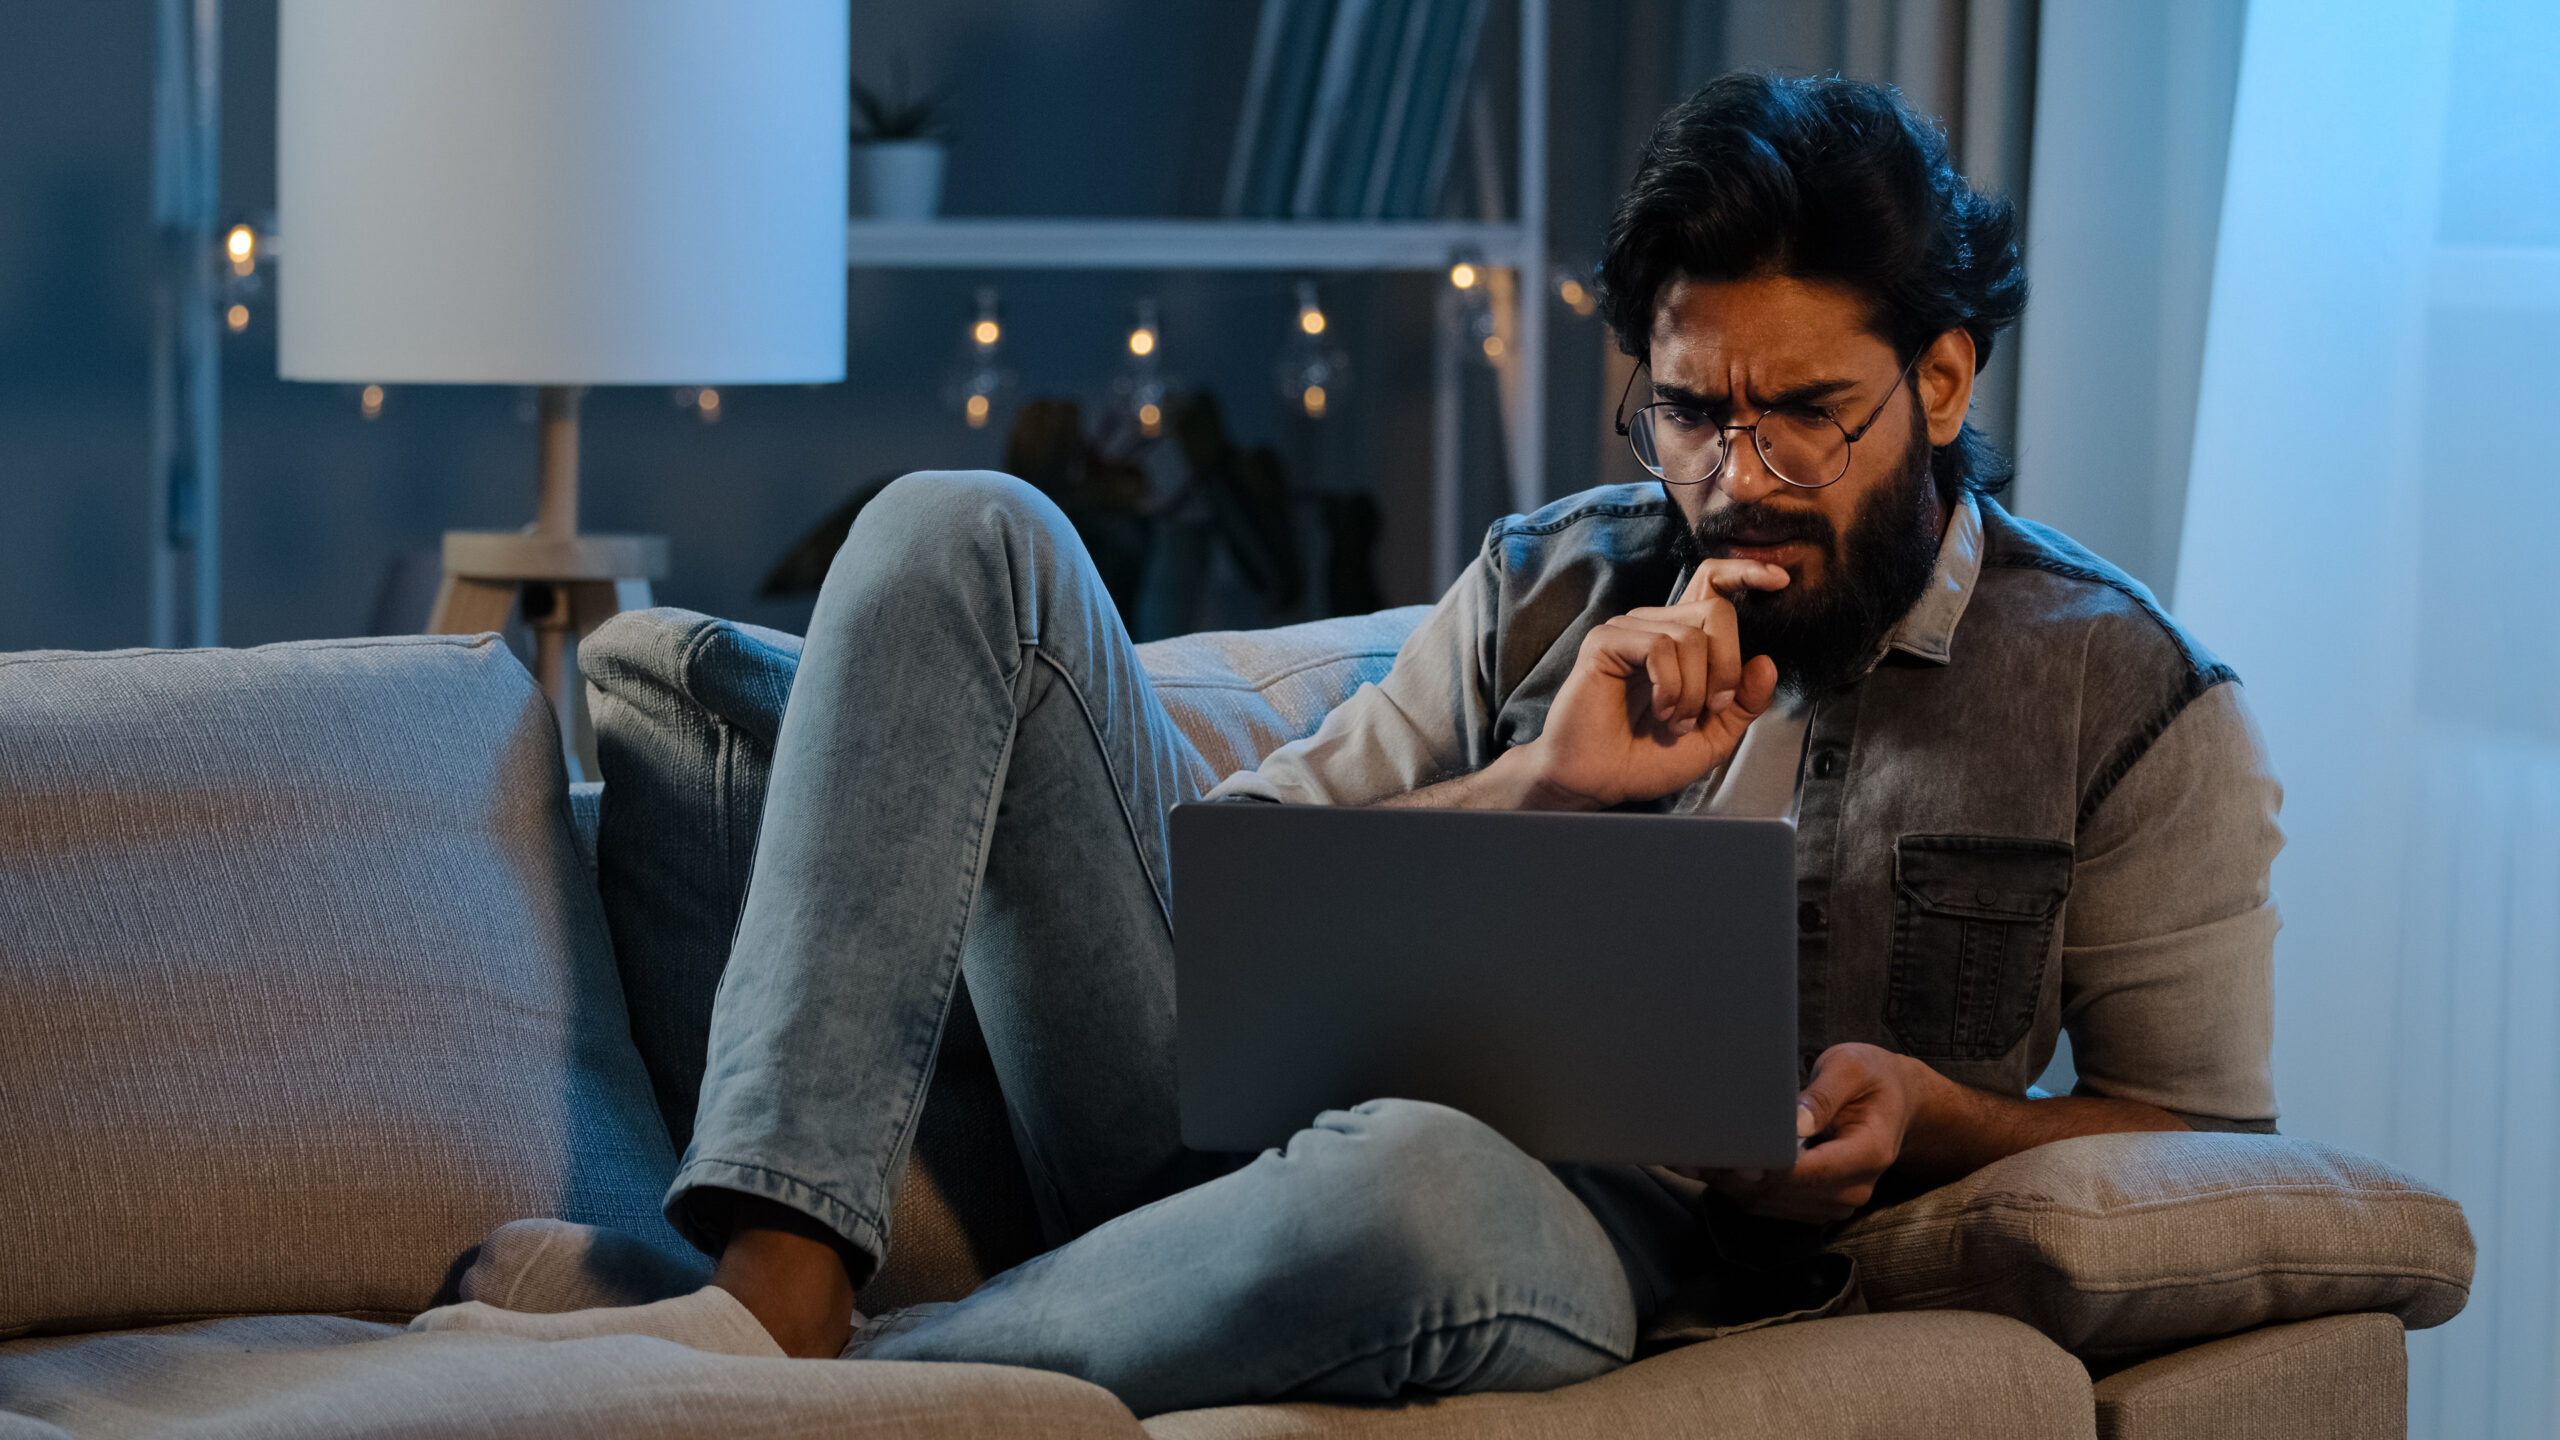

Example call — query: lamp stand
[427,385,668,781]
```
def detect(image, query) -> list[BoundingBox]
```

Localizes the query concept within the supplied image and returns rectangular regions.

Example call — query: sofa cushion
[1140,1311,2096,1439]
[578,605,1429,1307]
[0,1315,1146,1439]
[0,637,690,1339]
[1831,1131,2473,1358]
[1135,606,1428,781]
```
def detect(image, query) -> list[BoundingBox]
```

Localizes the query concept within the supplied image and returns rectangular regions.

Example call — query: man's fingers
[1594,618,1711,730]
[1731,654,1778,719]
[1796,1044,1870,1140]
[1679,559,1791,605]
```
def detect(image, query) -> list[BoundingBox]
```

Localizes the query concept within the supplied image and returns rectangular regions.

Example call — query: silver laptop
[1170,803,1799,1168]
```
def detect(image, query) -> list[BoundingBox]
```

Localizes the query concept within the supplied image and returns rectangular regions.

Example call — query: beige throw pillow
[1831,1130,2472,1357]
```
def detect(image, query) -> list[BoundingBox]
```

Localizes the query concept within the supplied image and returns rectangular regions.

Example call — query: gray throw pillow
[1831,1130,2473,1357]
[0,637,691,1339]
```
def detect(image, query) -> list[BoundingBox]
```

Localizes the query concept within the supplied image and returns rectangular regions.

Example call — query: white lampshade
[278,0,848,385]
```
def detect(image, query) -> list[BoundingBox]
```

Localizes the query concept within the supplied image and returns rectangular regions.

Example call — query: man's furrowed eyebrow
[1650,376,1863,410]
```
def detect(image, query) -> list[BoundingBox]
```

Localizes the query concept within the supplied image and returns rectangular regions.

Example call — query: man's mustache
[1688,503,1837,559]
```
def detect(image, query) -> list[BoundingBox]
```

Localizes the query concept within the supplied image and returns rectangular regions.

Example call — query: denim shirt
[1211,484,2281,1129]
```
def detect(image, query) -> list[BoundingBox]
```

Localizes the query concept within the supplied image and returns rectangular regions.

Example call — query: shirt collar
[1884,492,1982,666]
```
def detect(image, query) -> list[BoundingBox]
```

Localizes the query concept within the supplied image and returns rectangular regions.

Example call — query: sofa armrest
[1832,1131,2472,1358]
[2091,1313,2406,1440]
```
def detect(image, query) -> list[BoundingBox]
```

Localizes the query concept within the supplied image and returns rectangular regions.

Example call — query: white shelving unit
[843,219,1531,272]
[844,0,1548,594]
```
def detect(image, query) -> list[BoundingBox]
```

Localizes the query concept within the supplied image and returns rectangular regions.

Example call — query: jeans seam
[1026,646,1176,929]
[843,647,1028,1255]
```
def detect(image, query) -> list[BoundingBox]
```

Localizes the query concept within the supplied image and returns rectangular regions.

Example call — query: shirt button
[1977,886,2000,905]
[1797,901,1825,932]
[1810,749,1843,779]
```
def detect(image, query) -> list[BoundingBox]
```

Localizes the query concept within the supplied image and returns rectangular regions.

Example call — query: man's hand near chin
[1679,1042,2196,1224]
[1378,558,1792,812]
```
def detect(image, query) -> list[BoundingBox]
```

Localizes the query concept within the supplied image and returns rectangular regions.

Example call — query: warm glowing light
[226,225,254,260]
[360,384,385,420]
[1128,328,1157,357]
[965,393,991,427]
[1558,278,1595,315]
[1449,261,1478,289]
[973,319,1001,346]
[1482,335,1506,359]
[225,304,249,332]
[1137,402,1162,432]
[1302,385,1327,418]
[1299,309,1327,335]
[697,387,722,422]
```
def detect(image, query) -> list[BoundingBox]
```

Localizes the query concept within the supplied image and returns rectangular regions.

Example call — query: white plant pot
[856,140,947,221]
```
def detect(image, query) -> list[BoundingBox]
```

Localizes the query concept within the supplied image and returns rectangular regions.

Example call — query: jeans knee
[1279,1099,1634,1351]
[825,470,1076,598]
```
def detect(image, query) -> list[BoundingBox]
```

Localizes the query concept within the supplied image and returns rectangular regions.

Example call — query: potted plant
[851,64,950,222]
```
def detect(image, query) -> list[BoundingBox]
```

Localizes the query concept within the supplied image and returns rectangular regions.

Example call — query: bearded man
[418,73,2282,1417]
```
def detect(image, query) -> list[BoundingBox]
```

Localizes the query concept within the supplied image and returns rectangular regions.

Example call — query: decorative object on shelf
[1224,0,1491,220]
[1115,298,1168,438]
[277,0,849,777]
[944,286,1014,430]
[1276,279,1349,419]
[851,62,950,221]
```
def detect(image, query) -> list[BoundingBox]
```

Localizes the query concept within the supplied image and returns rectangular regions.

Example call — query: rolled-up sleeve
[1204,553,1501,807]
[2060,681,2284,1130]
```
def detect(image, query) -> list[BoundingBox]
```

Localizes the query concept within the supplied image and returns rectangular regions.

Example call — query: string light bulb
[1111,299,1168,438]
[359,384,385,420]
[226,224,256,275]
[696,387,722,423]
[1448,260,1479,290]
[1278,280,1348,421]
[947,287,1015,431]
[226,304,249,333]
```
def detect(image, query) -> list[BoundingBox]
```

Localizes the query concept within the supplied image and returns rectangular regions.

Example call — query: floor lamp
[275,0,849,777]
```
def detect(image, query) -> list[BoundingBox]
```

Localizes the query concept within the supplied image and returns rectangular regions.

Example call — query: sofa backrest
[0,637,692,1339]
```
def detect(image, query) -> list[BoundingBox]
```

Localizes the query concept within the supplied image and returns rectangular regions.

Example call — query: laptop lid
[1171,803,1799,1168]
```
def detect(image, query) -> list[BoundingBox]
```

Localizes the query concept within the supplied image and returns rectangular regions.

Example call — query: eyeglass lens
[1627,406,1852,488]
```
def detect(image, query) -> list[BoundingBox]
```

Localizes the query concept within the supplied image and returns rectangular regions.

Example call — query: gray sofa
[0,608,2474,1439]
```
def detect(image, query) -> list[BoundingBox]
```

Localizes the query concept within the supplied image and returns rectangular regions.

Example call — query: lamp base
[429,529,670,781]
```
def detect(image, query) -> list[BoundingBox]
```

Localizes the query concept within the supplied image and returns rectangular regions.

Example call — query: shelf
[844,219,1531,272]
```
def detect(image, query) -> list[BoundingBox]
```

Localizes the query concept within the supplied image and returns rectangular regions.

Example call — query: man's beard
[1668,413,1942,702]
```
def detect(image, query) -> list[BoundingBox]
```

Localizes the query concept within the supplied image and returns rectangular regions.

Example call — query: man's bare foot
[708,1195,859,1359]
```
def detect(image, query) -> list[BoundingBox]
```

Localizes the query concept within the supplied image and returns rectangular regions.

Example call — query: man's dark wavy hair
[1594,73,2025,499]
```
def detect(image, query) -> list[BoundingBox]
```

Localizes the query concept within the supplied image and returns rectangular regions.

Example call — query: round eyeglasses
[1614,352,1921,490]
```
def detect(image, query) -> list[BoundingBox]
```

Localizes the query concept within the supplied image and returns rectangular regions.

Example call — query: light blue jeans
[671,473,1701,1416]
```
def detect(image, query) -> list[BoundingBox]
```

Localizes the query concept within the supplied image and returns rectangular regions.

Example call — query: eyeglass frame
[1612,348,1924,490]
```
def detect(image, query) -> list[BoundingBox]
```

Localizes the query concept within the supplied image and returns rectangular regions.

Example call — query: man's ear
[1919,328,1976,448]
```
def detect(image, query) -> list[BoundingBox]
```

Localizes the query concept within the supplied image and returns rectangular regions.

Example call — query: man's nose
[1719,430,1787,502]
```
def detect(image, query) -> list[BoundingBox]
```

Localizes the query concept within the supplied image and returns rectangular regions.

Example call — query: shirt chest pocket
[1886,835,2074,1061]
